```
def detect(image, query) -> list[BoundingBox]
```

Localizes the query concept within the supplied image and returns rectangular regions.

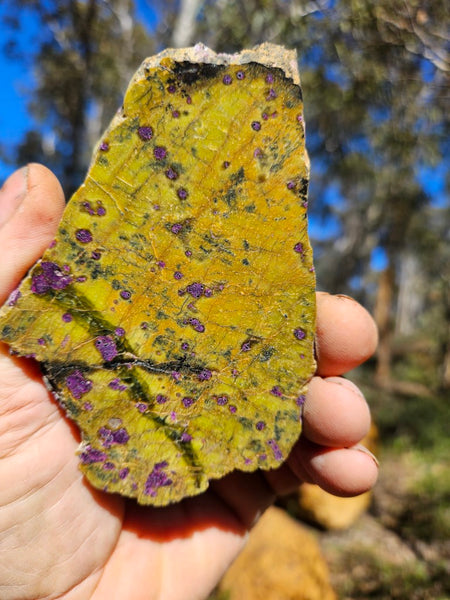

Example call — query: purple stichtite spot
[62,312,72,323]
[198,369,212,381]
[119,467,129,480]
[138,126,153,141]
[82,201,95,215]
[185,250,192,257]
[115,327,125,337]
[112,427,130,445]
[245,457,252,465]
[271,385,283,397]
[236,70,245,80]
[259,453,268,461]
[188,318,205,333]
[186,95,192,104]
[177,187,188,200]
[204,288,213,297]
[294,327,306,340]
[136,402,147,413]
[157,260,166,268]
[38,337,46,346]
[83,401,93,411]
[97,205,106,216]
[77,276,87,283]
[99,141,109,151]
[297,114,304,123]
[287,180,296,190]
[271,111,278,118]
[182,396,195,408]
[229,405,237,414]
[172,371,181,381]
[66,370,92,399]
[171,223,183,234]
[223,160,231,169]
[296,394,306,406]
[186,282,204,298]
[80,446,107,465]
[103,462,115,471]
[172,110,180,118]
[222,74,232,85]
[254,147,262,158]
[181,342,189,351]
[109,378,127,391]
[181,432,192,442]
[216,395,228,406]
[266,73,274,84]
[75,229,93,244]
[167,84,176,93]
[268,439,283,460]
[145,461,173,496]
[267,88,278,100]
[31,262,73,294]
[251,121,261,131]
[154,146,167,160]
[294,242,304,254]
[241,340,252,352]
[91,251,101,260]
[49,239,57,248]
[95,335,118,361]
[165,166,178,180]
[140,321,148,330]
[156,394,168,404]
[7,289,21,306]
[174,271,183,280]
[256,421,266,431]
[120,290,131,300]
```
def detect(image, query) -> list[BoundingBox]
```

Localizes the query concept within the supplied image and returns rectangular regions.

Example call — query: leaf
[0,43,315,506]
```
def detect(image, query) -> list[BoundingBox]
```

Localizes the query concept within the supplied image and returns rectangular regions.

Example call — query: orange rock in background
[216,506,336,600]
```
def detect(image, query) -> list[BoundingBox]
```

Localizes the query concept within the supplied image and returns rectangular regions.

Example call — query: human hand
[0,164,378,600]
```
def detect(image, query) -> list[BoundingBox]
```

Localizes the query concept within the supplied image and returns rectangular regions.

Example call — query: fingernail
[0,166,29,227]
[352,443,380,467]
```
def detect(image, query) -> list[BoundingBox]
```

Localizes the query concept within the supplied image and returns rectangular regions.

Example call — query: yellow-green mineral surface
[0,43,315,505]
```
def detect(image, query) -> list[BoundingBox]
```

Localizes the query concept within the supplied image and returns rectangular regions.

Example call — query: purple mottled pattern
[66,370,92,399]
[138,126,153,140]
[99,426,129,448]
[216,395,228,406]
[222,74,232,85]
[268,439,283,460]
[267,88,278,100]
[296,394,306,406]
[95,336,118,361]
[251,121,261,131]
[256,420,266,431]
[136,402,147,413]
[294,242,304,254]
[293,327,306,340]
[287,180,296,190]
[171,223,182,234]
[7,288,21,306]
[108,377,127,391]
[103,462,115,470]
[154,146,167,160]
[186,282,204,298]
[156,394,168,404]
[197,369,212,381]
[75,229,93,244]
[177,188,188,200]
[119,467,129,480]
[120,290,131,300]
[62,313,72,323]
[180,432,192,442]
[182,397,194,408]
[80,445,107,464]
[97,205,106,216]
[185,250,192,257]
[229,405,237,414]
[181,342,189,351]
[115,327,125,337]
[240,340,252,352]
[270,385,283,397]
[165,166,178,180]
[31,262,73,294]
[99,141,109,151]
[266,73,274,84]
[174,271,183,280]
[167,84,176,93]
[144,461,173,496]
[236,70,245,80]
[188,318,205,333]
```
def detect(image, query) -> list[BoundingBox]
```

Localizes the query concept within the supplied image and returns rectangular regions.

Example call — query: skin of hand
[0,164,378,600]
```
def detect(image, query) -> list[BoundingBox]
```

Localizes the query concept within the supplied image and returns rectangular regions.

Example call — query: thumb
[0,164,65,304]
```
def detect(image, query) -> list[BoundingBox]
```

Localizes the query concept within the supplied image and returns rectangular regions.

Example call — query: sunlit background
[0,2,448,597]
